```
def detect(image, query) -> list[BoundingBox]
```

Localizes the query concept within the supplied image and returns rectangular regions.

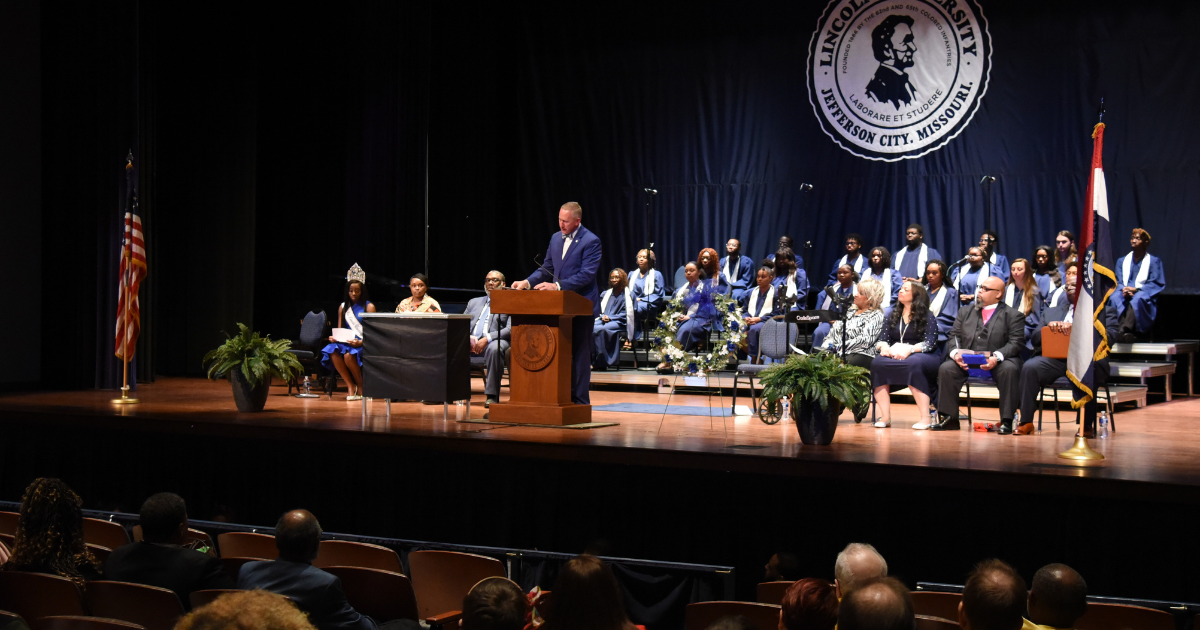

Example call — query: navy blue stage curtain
[506,0,1200,294]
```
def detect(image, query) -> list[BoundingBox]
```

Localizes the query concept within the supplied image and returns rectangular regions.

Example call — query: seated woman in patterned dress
[395,273,441,313]
[869,280,941,429]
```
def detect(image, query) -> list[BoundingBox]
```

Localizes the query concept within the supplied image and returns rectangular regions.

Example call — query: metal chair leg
[965,380,972,423]
[1037,387,1044,432]
[1105,383,1115,432]
[1053,387,1060,429]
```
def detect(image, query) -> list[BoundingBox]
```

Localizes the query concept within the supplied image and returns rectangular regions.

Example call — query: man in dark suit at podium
[510,201,602,405]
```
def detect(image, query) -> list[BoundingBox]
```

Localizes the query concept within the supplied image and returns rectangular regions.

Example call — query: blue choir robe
[593,288,629,369]
[811,283,856,348]
[673,282,716,351]
[772,271,808,310]
[1115,252,1165,334]
[1033,272,1058,303]
[892,244,942,280]
[827,252,868,285]
[1003,283,1044,349]
[1046,285,1069,310]
[719,255,756,301]
[627,268,666,340]
[927,284,959,354]
[767,252,806,272]
[987,252,1011,282]
[950,262,1003,300]
[741,284,783,359]
[860,266,902,309]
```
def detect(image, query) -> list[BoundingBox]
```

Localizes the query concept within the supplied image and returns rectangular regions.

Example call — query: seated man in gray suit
[465,270,512,407]
[932,276,1026,434]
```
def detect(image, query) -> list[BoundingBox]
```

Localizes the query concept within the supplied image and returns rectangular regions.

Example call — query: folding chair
[86,544,113,564]
[216,532,277,560]
[0,572,85,622]
[313,540,402,573]
[36,618,144,630]
[1075,602,1174,630]
[407,551,506,629]
[910,591,961,623]
[84,582,184,630]
[324,567,419,623]
[1038,377,1115,432]
[188,590,242,611]
[732,317,796,423]
[684,602,782,630]
[755,581,794,605]
[82,519,130,552]
[0,511,17,535]
[916,615,960,630]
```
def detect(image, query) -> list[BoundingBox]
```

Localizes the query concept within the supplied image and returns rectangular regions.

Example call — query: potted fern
[202,324,304,412]
[758,353,872,445]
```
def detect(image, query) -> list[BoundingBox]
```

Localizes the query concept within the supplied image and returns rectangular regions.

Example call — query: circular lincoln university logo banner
[807,0,991,161]
[514,325,557,372]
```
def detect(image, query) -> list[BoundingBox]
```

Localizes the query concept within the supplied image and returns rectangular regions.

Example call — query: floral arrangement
[649,284,745,376]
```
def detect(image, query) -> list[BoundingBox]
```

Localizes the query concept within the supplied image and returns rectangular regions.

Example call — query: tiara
[346,263,366,283]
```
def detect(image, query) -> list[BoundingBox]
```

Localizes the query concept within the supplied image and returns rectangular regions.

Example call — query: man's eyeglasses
[979,287,1001,293]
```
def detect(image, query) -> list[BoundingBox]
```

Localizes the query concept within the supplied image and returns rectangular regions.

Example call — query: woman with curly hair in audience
[542,554,641,630]
[780,578,839,630]
[1,477,101,585]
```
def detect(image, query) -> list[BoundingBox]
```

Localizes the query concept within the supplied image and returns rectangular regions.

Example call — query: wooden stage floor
[1,376,1198,501]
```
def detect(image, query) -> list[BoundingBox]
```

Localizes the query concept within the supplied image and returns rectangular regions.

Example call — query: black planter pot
[794,397,841,445]
[230,369,272,412]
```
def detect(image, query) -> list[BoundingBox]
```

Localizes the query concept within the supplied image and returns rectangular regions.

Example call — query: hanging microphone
[799,183,814,192]
[979,175,996,184]
[644,188,658,195]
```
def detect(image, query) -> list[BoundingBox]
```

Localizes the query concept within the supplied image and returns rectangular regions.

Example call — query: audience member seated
[833,543,888,600]
[1004,258,1044,350]
[812,264,859,348]
[979,229,1010,282]
[923,260,959,354]
[764,550,803,583]
[933,276,1025,434]
[321,265,376,401]
[627,249,666,345]
[767,235,805,271]
[103,492,234,610]
[772,247,808,310]
[837,577,912,630]
[1017,262,1117,435]
[742,266,783,361]
[819,278,886,375]
[461,577,528,630]
[541,555,639,630]
[1031,245,1061,303]
[780,578,838,630]
[593,268,629,371]
[861,247,901,309]
[466,271,512,407]
[395,273,441,313]
[950,246,1003,306]
[871,281,941,429]
[1023,563,1088,630]
[656,262,718,373]
[699,248,731,296]
[959,559,1026,630]
[176,590,317,630]
[1115,227,1165,342]
[720,239,756,302]
[1054,231,1077,279]
[828,233,868,285]
[1044,256,1077,310]
[238,510,385,630]
[1,477,101,586]
[893,223,942,283]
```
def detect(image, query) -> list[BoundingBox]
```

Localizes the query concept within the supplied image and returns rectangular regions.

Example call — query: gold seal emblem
[514,325,556,372]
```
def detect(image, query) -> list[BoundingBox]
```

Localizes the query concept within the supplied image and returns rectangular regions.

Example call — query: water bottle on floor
[1098,411,1109,439]
[781,396,791,420]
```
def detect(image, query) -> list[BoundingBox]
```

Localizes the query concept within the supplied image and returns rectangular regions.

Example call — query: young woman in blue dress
[320,265,376,401]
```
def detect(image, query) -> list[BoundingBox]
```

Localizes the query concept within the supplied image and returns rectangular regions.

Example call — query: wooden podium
[488,290,594,425]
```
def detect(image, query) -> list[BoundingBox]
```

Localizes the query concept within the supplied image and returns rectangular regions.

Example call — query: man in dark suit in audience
[103,492,233,610]
[1017,262,1118,435]
[465,270,512,407]
[932,276,1026,433]
[238,510,379,630]
[1023,563,1088,630]
[958,559,1026,630]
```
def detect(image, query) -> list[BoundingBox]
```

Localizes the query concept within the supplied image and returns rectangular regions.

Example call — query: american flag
[115,155,146,361]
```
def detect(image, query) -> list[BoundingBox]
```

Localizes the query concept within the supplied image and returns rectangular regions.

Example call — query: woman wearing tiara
[395,273,441,313]
[321,264,376,401]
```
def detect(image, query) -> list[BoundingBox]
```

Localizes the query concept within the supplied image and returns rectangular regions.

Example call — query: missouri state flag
[1067,122,1118,408]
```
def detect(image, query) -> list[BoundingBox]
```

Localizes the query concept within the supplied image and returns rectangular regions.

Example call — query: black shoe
[485,397,498,408]
[997,420,1013,435]
[1117,332,1136,344]
[929,415,961,431]
[656,362,673,374]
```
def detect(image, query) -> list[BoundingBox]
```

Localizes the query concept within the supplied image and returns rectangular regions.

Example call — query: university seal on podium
[514,324,556,372]
[807,0,991,161]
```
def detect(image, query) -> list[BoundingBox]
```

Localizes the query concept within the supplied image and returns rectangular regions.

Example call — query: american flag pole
[114,151,139,404]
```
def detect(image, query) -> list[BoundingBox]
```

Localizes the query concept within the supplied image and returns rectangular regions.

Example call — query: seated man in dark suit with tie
[931,276,1026,434]
[465,270,512,407]
[1017,262,1118,435]
[103,492,233,610]
[239,510,388,630]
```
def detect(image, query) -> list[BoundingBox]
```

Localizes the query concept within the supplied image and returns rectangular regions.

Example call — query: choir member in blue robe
[1003,259,1045,352]
[320,271,376,400]
[1115,228,1166,342]
[741,266,783,360]
[923,259,959,356]
[862,247,903,309]
[771,247,808,309]
[1031,245,1061,304]
[892,223,942,282]
[719,238,756,302]
[698,247,731,296]
[811,264,858,349]
[1055,230,1076,279]
[656,262,719,372]
[626,248,666,343]
[950,246,1003,306]
[979,229,1010,282]
[592,269,629,371]
[766,235,805,274]
[827,233,868,285]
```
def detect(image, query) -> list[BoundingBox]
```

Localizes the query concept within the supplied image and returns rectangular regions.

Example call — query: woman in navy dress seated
[698,247,730,295]
[592,268,629,371]
[320,264,376,401]
[1003,258,1044,353]
[870,280,941,429]
[741,266,782,361]
[1031,245,1061,303]
[656,262,716,373]
[626,249,666,347]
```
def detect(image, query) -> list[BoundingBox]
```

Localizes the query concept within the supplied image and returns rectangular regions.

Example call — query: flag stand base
[1058,435,1104,460]
[112,386,139,405]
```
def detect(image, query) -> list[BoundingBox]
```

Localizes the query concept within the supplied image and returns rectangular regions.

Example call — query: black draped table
[359,312,472,419]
